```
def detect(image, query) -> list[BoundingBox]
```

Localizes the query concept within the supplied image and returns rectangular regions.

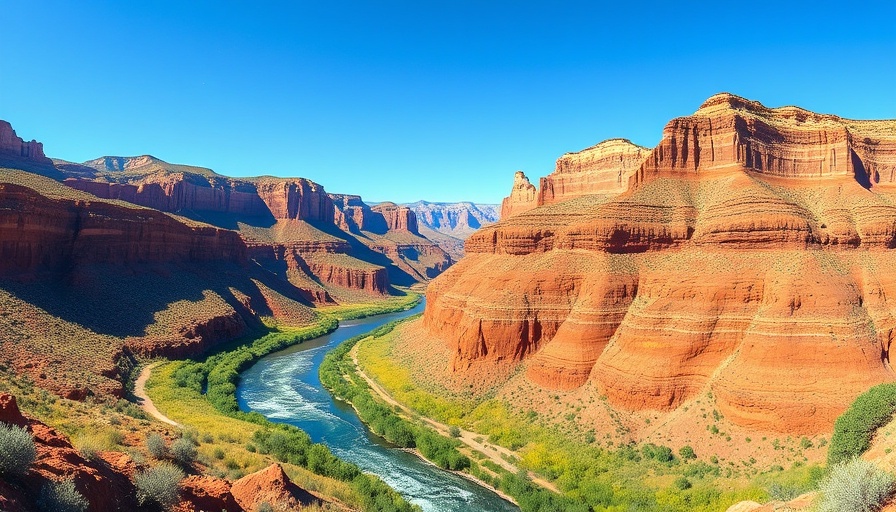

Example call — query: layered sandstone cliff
[63,165,451,297]
[539,139,649,205]
[0,178,246,276]
[0,121,48,162]
[499,171,537,219]
[424,94,896,434]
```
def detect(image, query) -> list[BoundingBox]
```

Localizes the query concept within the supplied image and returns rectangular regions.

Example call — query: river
[236,302,520,512]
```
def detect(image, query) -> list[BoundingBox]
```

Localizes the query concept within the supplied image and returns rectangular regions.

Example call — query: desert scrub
[0,423,36,476]
[135,463,184,510]
[146,432,168,459]
[38,479,88,512]
[817,459,894,512]
[171,437,197,466]
[828,383,896,464]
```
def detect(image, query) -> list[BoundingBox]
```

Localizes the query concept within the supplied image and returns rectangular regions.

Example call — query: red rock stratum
[424,93,896,434]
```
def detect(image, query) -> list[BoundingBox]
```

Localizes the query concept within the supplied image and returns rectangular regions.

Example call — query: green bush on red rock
[828,383,896,465]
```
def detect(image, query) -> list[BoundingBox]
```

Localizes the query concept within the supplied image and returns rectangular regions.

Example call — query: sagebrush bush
[38,479,88,512]
[818,459,894,512]
[146,433,167,459]
[171,438,197,466]
[135,463,184,510]
[0,423,36,476]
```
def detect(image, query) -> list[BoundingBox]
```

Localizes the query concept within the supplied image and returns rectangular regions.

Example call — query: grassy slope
[351,323,827,511]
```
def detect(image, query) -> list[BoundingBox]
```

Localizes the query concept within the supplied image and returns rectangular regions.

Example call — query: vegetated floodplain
[145,293,422,512]
[343,321,829,512]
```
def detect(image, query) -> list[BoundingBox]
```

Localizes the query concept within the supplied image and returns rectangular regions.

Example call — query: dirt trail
[349,344,559,493]
[134,362,181,428]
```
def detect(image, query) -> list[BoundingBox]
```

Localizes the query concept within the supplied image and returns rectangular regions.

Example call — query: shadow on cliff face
[0,261,312,339]
[177,210,277,230]
[306,220,419,288]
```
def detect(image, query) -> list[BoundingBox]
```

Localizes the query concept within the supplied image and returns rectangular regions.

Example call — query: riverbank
[144,293,424,512]
[319,320,577,512]
[344,343,522,506]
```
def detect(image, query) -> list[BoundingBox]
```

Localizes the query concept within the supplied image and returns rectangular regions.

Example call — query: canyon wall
[539,139,649,206]
[426,93,896,434]
[0,182,247,276]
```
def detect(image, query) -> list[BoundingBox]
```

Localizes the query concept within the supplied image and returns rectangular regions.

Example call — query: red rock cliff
[499,171,537,219]
[0,181,247,276]
[424,94,896,435]
[539,139,649,205]
[0,121,49,162]
[372,202,419,234]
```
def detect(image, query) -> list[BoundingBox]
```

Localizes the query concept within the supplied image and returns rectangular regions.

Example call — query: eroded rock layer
[539,138,649,206]
[425,94,896,434]
[500,171,537,219]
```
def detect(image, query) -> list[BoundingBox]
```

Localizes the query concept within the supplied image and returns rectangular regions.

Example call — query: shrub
[75,434,105,461]
[672,476,692,490]
[678,445,696,460]
[146,433,168,459]
[0,423,36,476]
[38,479,88,512]
[449,426,461,438]
[171,438,197,466]
[818,459,894,512]
[828,383,896,464]
[135,463,184,510]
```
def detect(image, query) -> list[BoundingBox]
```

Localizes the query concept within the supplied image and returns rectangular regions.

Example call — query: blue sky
[2,1,894,203]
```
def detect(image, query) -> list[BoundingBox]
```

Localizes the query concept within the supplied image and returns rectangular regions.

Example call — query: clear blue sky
[2,1,894,203]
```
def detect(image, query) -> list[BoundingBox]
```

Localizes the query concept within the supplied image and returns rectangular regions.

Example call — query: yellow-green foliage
[354,325,828,511]
[318,292,420,321]
[146,361,363,505]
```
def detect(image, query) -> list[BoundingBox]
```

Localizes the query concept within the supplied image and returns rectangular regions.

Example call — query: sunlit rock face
[425,93,896,434]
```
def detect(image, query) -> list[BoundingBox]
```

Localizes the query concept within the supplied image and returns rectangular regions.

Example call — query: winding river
[237,302,520,512]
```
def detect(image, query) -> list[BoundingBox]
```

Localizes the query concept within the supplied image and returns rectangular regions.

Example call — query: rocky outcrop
[0,393,141,512]
[178,476,242,512]
[500,171,537,219]
[0,121,49,162]
[371,202,419,234]
[65,175,268,216]
[424,94,896,435]
[539,139,649,205]
[632,92,896,187]
[0,181,247,277]
[230,464,320,511]
[255,178,335,222]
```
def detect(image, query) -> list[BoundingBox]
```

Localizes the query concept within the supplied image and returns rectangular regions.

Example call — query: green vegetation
[828,383,896,464]
[817,459,894,512]
[346,320,835,512]
[0,423,36,476]
[171,437,197,466]
[38,479,89,512]
[146,432,167,459]
[148,295,422,512]
[135,463,184,510]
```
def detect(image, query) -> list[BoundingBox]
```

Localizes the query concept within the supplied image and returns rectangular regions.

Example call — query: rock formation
[423,93,896,434]
[0,181,247,277]
[539,138,649,205]
[371,202,419,234]
[499,171,537,219]
[406,201,499,237]
[402,200,498,260]
[0,121,49,162]
[230,464,320,511]
[61,160,452,296]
